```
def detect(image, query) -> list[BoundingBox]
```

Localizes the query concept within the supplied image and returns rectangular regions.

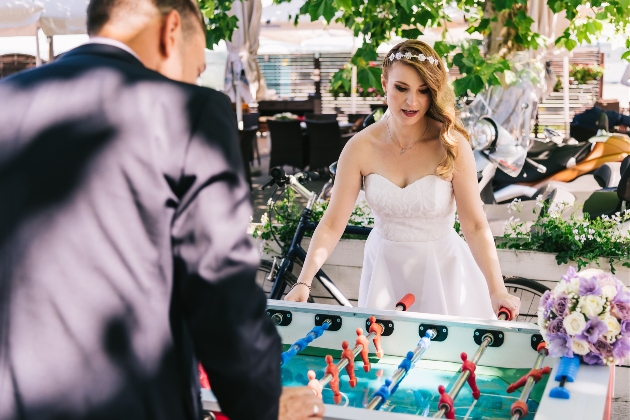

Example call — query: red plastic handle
[396,293,416,311]
[498,307,512,321]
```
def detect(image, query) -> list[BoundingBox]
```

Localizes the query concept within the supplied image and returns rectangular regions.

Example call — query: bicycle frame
[267,176,372,306]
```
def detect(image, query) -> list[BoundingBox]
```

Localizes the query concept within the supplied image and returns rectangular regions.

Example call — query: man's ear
[159,10,182,58]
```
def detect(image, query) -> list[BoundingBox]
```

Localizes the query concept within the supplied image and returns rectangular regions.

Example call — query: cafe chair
[242,113,261,166]
[239,127,258,190]
[304,120,343,172]
[267,119,304,171]
[304,113,338,122]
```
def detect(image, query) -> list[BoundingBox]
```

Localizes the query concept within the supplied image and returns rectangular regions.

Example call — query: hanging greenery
[198,0,630,97]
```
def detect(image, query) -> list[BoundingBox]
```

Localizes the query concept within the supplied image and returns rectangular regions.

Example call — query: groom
[0,1,322,420]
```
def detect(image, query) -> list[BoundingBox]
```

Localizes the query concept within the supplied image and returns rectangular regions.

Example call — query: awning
[0,0,88,37]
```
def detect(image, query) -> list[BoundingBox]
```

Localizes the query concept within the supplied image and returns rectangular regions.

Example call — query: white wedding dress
[358,173,496,319]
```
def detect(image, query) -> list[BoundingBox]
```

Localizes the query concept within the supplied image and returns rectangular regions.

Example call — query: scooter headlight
[470,118,496,151]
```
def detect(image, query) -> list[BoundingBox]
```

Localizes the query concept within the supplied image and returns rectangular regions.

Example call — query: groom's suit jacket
[0,44,281,420]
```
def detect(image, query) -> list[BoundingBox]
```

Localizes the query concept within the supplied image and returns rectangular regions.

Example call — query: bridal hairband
[388,51,439,66]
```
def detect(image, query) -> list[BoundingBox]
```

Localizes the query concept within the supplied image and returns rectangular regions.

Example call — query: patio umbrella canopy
[225,0,269,104]
[0,0,87,37]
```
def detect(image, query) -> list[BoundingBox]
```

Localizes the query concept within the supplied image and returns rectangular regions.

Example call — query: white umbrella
[0,0,87,36]
[224,0,268,111]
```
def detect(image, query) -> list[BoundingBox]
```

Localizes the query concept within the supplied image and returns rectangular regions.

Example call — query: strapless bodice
[364,173,455,242]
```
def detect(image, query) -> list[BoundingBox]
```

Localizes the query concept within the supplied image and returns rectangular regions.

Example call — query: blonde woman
[285,40,520,319]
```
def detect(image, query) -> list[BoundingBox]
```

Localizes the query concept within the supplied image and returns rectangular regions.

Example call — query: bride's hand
[490,290,520,320]
[284,283,310,302]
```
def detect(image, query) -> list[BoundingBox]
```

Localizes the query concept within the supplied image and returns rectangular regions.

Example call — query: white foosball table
[202,300,613,420]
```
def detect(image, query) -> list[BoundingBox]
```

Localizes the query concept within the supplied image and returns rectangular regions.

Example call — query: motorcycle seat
[494,142,593,187]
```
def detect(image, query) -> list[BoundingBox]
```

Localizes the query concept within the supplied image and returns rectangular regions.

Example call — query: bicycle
[256,167,372,307]
[256,167,550,322]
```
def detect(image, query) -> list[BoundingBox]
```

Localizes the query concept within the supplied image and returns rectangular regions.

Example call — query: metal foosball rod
[507,342,550,420]
[433,307,513,419]
[366,328,438,410]
[280,319,331,366]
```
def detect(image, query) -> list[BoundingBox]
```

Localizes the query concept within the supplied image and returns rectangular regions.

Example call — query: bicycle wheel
[257,259,314,303]
[503,277,550,324]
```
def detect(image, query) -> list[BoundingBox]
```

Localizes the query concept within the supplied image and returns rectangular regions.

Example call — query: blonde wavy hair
[382,40,469,178]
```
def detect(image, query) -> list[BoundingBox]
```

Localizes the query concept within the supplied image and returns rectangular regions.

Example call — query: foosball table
[202,298,614,420]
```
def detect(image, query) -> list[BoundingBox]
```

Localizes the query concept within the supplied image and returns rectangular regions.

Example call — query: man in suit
[0,1,323,419]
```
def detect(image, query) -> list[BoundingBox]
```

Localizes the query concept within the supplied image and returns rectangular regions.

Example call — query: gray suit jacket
[0,44,281,420]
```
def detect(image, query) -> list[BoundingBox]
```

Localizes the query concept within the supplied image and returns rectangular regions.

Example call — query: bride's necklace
[386,114,429,155]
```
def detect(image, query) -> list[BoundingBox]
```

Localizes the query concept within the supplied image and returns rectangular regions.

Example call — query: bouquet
[538,267,630,366]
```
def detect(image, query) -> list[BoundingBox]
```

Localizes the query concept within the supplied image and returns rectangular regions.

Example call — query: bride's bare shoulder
[341,121,385,156]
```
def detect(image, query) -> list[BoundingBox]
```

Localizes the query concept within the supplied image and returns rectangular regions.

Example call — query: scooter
[463,97,630,204]
[492,128,630,203]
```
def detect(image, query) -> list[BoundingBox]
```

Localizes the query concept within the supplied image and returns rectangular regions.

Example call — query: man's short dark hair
[87,0,204,36]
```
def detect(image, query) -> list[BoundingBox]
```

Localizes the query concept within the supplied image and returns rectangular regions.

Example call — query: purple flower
[582,352,604,365]
[553,295,570,317]
[590,338,613,359]
[579,276,602,296]
[562,266,578,283]
[547,318,566,335]
[613,337,630,360]
[540,290,552,309]
[577,318,608,344]
[614,283,630,304]
[611,302,630,321]
[548,333,574,358]
[621,320,630,335]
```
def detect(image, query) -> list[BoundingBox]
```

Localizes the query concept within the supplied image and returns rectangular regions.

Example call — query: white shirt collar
[88,37,141,61]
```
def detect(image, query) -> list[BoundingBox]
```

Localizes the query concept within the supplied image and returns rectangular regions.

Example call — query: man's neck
[91,25,162,72]
[89,37,141,61]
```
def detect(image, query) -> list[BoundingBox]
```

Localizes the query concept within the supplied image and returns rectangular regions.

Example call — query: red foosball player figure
[355,328,371,372]
[325,355,342,404]
[340,341,357,387]
[307,370,323,398]
[461,352,480,400]
[368,316,384,359]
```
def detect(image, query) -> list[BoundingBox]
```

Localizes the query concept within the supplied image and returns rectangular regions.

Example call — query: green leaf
[307,0,336,23]
[401,28,423,39]
[334,0,352,10]
[621,50,630,62]
[453,74,484,96]
[398,0,413,13]
[433,41,456,58]
[357,66,382,92]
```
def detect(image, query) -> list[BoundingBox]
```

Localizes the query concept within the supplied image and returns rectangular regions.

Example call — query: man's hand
[279,387,325,420]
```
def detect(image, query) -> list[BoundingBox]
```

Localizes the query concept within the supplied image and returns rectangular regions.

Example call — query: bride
[284,40,520,319]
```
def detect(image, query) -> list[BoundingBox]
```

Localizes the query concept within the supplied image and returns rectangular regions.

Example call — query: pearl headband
[388,51,439,66]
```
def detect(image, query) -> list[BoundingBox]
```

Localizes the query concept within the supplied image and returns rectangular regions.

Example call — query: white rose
[602,315,621,337]
[554,281,568,297]
[260,212,269,225]
[571,338,590,355]
[567,277,581,294]
[602,285,617,301]
[580,295,604,319]
[563,312,587,335]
